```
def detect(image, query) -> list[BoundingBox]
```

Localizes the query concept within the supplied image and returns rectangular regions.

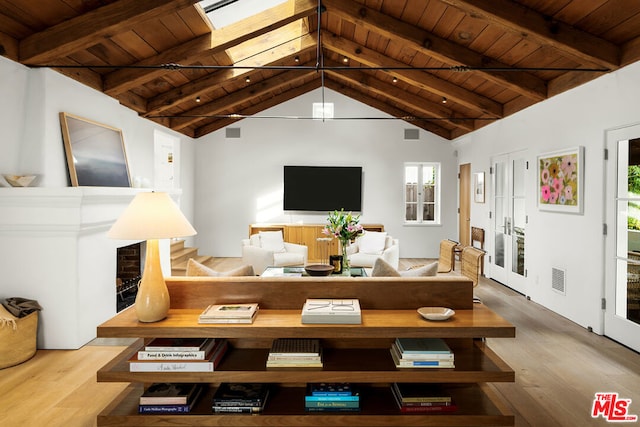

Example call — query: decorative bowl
[304,264,335,276]
[417,307,455,321]
[3,174,39,187]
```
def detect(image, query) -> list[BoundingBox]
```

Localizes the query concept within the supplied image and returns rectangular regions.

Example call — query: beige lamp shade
[108,191,196,322]
[108,192,196,240]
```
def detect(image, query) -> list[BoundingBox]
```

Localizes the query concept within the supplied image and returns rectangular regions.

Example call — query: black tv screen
[283,166,363,212]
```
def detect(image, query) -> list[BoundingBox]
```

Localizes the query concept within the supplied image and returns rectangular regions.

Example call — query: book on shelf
[139,382,203,405]
[198,303,259,323]
[268,338,321,356]
[212,383,270,413]
[391,341,454,361]
[390,343,455,368]
[391,384,457,413]
[138,383,204,414]
[308,383,355,397]
[143,337,212,352]
[129,339,228,372]
[301,298,362,324]
[394,337,453,354]
[267,338,323,367]
[305,395,360,402]
[304,400,360,408]
[137,338,217,360]
[391,383,453,404]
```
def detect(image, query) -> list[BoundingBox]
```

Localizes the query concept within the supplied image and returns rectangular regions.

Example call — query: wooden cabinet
[249,223,385,263]
[96,278,515,426]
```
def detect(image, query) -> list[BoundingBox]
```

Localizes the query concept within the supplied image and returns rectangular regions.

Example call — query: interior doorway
[459,163,471,247]
[604,124,640,353]
[490,151,527,295]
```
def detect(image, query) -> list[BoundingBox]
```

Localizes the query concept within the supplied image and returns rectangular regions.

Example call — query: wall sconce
[108,192,196,322]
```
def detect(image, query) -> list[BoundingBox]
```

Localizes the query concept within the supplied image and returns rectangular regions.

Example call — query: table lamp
[108,192,196,322]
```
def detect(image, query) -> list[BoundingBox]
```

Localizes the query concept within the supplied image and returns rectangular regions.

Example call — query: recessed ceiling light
[245,77,251,83]
[343,56,349,63]
[392,77,398,83]
[294,56,300,63]
[195,96,201,102]
[442,97,447,104]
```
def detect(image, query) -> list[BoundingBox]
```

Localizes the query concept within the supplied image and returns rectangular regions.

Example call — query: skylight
[199,0,287,29]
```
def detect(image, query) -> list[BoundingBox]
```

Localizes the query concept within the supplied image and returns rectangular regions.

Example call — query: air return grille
[404,129,419,140]
[551,267,566,295]
[225,127,241,139]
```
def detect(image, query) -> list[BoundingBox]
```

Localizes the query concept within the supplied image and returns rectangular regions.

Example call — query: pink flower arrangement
[323,209,364,242]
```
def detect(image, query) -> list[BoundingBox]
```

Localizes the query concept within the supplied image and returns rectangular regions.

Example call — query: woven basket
[0,304,38,369]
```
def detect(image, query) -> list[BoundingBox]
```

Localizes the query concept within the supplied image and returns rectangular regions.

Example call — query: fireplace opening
[116,241,144,312]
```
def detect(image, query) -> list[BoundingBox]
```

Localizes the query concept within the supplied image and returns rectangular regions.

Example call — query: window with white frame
[404,163,440,224]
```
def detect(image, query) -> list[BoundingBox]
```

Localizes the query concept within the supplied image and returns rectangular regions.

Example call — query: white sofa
[241,231,308,275]
[346,231,399,269]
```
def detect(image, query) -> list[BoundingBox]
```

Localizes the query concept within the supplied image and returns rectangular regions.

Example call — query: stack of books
[129,338,228,372]
[391,383,457,413]
[138,382,204,414]
[266,338,323,368]
[211,383,270,413]
[390,338,455,368]
[301,298,361,324]
[198,303,259,324]
[305,383,360,412]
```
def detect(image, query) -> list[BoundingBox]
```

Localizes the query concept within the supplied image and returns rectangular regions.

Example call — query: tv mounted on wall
[283,166,363,212]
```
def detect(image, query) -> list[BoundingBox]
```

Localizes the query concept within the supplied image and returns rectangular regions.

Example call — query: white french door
[490,152,527,295]
[604,124,640,353]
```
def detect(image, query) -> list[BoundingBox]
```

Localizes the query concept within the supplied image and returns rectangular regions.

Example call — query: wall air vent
[404,129,419,140]
[226,127,241,139]
[551,267,566,295]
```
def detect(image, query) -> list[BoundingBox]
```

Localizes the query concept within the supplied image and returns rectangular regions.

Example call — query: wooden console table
[248,223,384,263]
[96,277,515,426]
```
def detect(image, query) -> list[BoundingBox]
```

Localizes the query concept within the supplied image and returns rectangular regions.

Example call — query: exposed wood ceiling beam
[193,78,322,137]
[324,79,451,139]
[321,31,503,118]
[323,61,474,132]
[322,0,546,101]
[171,66,318,130]
[19,0,200,64]
[103,0,318,96]
[439,0,620,69]
[144,35,318,116]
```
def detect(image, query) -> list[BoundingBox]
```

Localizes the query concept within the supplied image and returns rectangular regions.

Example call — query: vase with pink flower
[322,209,364,276]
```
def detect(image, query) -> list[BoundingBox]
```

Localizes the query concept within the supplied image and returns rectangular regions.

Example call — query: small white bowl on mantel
[2,174,40,187]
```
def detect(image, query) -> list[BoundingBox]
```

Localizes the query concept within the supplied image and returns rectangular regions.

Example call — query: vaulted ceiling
[2,0,640,140]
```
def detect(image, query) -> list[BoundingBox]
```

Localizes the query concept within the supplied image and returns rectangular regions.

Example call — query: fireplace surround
[0,187,179,349]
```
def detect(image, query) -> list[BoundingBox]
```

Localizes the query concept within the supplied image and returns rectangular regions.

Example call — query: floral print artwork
[538,148,582,212]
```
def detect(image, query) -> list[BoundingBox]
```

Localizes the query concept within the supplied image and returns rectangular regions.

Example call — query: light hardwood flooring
[1,258,639,427]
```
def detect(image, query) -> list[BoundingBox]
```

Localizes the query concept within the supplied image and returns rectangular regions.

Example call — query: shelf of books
[96,282,515,426]
[99,383,512,426]
[97,338,513,384]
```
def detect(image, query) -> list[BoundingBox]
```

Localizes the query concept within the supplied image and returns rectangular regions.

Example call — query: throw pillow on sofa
[186,259,255,277]
[258,231,286,253]
[371,258,438,277]
[358,231,387,254]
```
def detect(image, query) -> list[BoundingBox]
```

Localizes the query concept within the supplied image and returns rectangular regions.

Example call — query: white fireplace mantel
[0,187,180,349]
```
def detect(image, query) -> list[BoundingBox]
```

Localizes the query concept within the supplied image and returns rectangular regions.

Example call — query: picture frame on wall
[474,172,485,203]
[59,112,131,187]
[537,146,584,214]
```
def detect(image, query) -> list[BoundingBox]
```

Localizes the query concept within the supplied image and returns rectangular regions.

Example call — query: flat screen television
[283,166,363,212]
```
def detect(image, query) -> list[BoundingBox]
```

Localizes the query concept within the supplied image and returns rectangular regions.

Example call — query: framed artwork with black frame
[59,112,131,187]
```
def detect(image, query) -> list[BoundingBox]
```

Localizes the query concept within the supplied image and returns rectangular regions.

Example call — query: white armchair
[241,230,308,275]
[347,231,399,269]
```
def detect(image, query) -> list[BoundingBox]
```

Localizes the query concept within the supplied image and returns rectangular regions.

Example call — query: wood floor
[1,258,639,427]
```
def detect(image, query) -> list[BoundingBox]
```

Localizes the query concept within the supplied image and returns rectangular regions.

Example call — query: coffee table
[261,266,368,277]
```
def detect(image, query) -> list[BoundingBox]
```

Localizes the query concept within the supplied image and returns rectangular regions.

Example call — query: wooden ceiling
[2,0,640,140]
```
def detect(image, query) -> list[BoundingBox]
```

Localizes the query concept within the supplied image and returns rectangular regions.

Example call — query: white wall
[454,60,640,334]
[0,56,197,348]
[193,88,459,258]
